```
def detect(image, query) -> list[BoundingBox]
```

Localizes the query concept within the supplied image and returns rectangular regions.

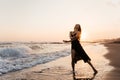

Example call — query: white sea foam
[0,42,70,75]
[0,47,31,59]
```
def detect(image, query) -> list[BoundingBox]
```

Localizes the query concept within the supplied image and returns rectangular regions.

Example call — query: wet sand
[103,43,120,80]
[0,43,118,80]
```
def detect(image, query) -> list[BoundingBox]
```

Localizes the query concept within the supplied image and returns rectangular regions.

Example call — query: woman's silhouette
[63,24,97,77]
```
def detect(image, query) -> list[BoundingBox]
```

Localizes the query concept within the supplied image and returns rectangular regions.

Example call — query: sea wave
[0,43,70,75]
[0,46,31,59]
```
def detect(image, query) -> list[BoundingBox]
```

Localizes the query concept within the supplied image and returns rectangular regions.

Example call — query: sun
[81,31,88,41]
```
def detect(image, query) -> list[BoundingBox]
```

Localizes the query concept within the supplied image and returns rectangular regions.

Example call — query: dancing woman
[63,24,98,76]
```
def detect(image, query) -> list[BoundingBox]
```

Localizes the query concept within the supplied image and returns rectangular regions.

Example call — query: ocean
[0,42,113,76]
[0,42,70,75]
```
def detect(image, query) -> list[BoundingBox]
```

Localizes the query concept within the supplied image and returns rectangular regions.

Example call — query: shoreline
[0,56,73,80]
[0,43,117,80]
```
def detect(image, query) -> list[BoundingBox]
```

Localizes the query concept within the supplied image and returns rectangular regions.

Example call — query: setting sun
[81,31,88,41]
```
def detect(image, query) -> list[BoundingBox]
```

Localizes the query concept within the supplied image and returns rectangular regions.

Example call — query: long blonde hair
[74,24,81,32]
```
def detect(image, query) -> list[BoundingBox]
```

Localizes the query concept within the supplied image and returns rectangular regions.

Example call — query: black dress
[71,39,91,63]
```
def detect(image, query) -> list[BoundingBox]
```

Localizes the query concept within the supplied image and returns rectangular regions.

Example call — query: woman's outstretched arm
[63,31,80,43]
[63,40,71,43]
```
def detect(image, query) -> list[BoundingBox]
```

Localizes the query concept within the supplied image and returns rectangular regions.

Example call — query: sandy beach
[0,43,120,80]
[103,43,120,80]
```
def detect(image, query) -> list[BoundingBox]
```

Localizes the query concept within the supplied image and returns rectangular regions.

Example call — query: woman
[63,24,97,76]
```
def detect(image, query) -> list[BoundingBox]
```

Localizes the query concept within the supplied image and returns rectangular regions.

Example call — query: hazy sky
[0,0,120,42]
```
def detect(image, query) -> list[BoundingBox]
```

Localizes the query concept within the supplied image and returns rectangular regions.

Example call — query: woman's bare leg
[87,61,98,75]
[71,49,76,76]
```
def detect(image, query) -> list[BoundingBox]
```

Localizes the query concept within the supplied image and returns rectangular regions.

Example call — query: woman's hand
[63,40,69,43]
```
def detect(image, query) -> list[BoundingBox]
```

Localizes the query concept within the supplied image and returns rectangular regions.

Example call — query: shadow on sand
[73,73,97,80]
